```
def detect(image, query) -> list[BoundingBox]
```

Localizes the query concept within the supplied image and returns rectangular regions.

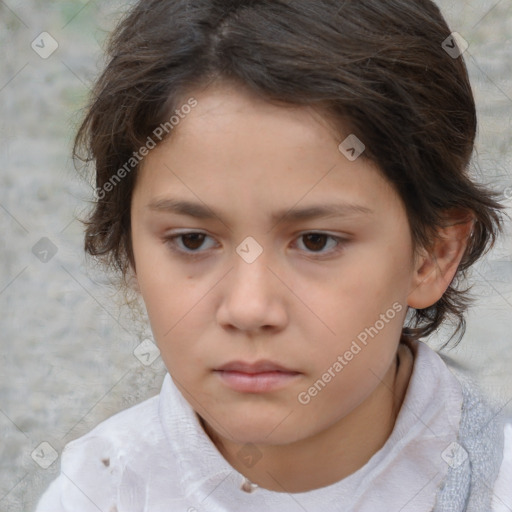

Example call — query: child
[36,0,511,510]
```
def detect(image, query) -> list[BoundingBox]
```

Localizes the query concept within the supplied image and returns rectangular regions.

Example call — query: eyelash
[162,231,348,260]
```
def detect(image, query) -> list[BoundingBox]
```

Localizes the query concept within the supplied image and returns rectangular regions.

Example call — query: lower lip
[214,370,301,393]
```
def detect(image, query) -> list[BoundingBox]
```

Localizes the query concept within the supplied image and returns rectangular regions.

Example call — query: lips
[213,360,301,393]
[215,360,300,374]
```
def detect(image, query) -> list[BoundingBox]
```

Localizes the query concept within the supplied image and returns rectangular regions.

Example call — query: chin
[214,413,308,447]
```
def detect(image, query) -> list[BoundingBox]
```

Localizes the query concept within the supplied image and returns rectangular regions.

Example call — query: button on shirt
[36,341,512,512]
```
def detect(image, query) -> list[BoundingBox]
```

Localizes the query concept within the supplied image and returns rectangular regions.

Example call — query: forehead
[134,83,402,221]
[170,82,342,155]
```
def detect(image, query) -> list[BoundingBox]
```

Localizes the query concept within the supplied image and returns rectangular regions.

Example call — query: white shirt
[36,341,512,512]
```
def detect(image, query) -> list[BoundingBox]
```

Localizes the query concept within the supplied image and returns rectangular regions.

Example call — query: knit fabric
[434,364,505,511]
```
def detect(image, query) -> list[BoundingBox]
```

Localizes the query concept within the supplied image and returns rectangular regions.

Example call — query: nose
[216,249,288,334]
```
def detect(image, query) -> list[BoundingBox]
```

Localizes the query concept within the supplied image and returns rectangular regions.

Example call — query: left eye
[294,233,342,254]
[163,232,345,258]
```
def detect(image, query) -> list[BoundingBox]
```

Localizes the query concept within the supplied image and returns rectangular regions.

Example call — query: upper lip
[215,360,300,374]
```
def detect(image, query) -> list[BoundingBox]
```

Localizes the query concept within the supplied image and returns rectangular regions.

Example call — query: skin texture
[130,82,473,492]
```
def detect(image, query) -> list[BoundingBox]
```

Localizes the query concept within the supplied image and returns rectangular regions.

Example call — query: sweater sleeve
[34,435,121,512]
[491,423,512,512]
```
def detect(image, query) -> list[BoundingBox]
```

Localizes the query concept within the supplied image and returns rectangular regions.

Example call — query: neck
[202,342,415,493]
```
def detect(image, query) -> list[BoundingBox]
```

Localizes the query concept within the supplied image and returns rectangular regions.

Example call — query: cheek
[133,243,186,338]
[140,282,208,376]
[313,253,409,330]
[139,274,197,343]
[294,248,410,375]
[134,259,211,370]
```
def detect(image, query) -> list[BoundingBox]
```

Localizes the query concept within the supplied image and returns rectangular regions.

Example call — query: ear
[407,210,475,309]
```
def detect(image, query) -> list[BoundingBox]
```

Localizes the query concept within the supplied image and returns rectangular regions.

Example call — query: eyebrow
[147,198,373,225]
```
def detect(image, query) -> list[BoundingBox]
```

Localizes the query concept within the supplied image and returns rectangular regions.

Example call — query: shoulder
[492,422,512,512]
[63,392,162,463]
[35,394,162,512]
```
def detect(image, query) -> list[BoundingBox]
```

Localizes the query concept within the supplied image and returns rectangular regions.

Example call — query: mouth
[213,360,302,393]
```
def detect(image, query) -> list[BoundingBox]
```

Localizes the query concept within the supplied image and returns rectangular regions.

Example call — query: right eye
[163,231,218,259]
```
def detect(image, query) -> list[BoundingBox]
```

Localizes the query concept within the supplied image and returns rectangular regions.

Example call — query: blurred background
[0,0,511,510]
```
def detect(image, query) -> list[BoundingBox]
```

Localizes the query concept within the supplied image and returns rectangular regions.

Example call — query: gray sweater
[434,363,506,511]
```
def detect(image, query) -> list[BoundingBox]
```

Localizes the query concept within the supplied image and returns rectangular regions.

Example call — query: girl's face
[130,83,418,446]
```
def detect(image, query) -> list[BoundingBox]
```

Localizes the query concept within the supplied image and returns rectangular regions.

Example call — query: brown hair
[75,0,504,347]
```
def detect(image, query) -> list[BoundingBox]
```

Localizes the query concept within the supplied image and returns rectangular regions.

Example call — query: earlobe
[407,214,474,310]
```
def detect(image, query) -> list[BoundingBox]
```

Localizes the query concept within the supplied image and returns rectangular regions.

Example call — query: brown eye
[294,232,347,257]
[301,233,330,252]
[163,232,216,259]
[180,233,206,250]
